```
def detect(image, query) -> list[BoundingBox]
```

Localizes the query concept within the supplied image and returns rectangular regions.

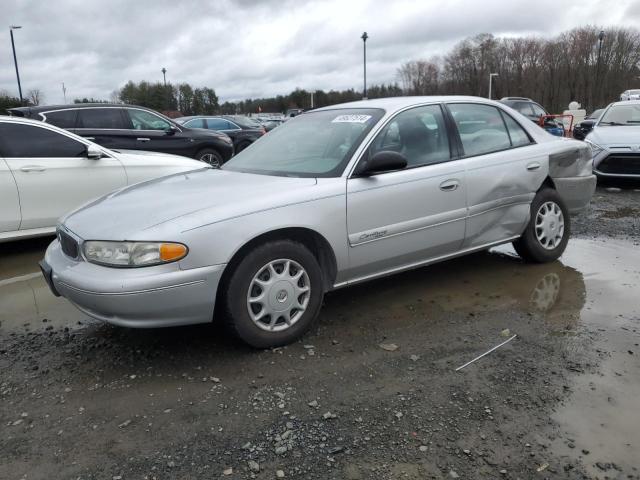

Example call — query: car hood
[62,169,318,240]
[587,126,640,145]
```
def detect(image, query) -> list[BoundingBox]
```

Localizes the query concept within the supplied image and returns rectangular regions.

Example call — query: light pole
[161,67,168,110]
[595,30,605,107]
[161,67,167,86]
[488,73,498,99]
[361,32,368,99]
[10,25,23,104]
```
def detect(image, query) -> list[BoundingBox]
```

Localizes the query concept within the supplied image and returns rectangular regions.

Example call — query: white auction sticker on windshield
[332,114,372,123]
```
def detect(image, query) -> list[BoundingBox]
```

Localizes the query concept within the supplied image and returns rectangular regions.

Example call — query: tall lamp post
[161,67,168,110]
[10,25,23,104]
[361,32,368,99]
[596,30,605,107]
[488,72,498,99]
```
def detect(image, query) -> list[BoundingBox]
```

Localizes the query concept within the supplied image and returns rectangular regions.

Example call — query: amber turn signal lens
[159,243,187,262]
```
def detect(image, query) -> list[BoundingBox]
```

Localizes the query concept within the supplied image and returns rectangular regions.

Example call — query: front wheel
[513,188,570,263]
[223,240,324,348]
[196,148,223,167]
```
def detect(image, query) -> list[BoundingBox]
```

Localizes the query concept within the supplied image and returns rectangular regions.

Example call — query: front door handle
[136,137,150,142]
[439,179,460,191]
[20,165,46,172]
[527,162,541,171]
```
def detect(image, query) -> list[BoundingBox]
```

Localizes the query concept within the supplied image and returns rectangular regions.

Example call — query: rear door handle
[20,165,46,172]
[439,179,460,191]
[136,137,150,142]
[527,162,541,171]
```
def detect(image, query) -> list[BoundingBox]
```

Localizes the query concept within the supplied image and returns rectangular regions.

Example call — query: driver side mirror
[165,125,178,136]
[86,144,103,160]
[355,150,408,176]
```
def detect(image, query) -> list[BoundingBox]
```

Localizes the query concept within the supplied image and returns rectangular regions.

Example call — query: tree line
[397,26,640,112]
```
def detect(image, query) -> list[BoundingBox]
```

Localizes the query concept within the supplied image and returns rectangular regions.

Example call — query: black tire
[513,188,570,263]
[195,148,223,167]
[223,240,324,348]
[235,140,252,153]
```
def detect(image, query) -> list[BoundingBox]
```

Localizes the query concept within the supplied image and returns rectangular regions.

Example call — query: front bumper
[553,175,597,214]
[593,150,640,178]
[42,240,225,328]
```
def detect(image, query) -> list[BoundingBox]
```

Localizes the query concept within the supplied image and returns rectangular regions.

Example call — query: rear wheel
[196,148,223,167]
[223,240,324,348]
[513,188,570,263]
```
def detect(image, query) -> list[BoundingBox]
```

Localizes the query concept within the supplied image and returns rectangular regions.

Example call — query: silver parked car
[586,100,640,178]
[41,96,596,348]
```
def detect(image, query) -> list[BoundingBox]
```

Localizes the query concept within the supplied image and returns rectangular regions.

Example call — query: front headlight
[585,139,604,158]
[83,241,188,267]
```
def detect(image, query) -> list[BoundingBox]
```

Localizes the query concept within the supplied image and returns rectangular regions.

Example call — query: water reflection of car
[499,97,564,136]
[585,100,640,178]
[572,109,605,141]
[0,117,206,243]
[8,104,234,166]
[175,115,265,154]
[41,96,595,348]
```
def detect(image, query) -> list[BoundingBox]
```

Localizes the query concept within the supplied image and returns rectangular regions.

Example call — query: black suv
[8,104,234,166]
[175,115,265,153]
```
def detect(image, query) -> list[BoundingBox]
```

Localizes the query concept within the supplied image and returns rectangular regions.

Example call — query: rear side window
[0,123,87,158]
[206,118,231,130]
[448,103,511,156]
[184,118,206,128]
[512,102,533,116]
[501,113,532,147]
[42,110,78,128]
[77,108,125,129]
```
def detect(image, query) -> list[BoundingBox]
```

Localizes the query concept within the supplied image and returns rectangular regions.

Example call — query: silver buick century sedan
[41,96,596,348]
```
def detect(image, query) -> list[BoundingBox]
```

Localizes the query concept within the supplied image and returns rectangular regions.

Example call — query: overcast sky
[2,0,639,105]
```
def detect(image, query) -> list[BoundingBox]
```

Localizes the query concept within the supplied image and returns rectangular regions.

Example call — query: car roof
[8,103,148,114]
[610,99,640,106]
[314,95,515,113]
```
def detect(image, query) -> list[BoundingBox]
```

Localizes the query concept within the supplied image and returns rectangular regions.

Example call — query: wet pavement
[1,187,639,479]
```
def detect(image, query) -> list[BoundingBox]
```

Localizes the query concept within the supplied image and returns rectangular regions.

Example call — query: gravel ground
[1,185,639,480]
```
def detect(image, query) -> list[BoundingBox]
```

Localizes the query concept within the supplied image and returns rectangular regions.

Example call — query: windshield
[599,104,640,126]
[222,108,384,177]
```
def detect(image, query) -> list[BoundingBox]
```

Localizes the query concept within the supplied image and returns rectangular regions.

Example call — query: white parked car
[620,90,640,101]
[0,116,207,242]
[585,100,640,178]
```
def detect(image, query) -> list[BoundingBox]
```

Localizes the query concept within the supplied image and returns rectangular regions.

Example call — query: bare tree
[27,89,44,106]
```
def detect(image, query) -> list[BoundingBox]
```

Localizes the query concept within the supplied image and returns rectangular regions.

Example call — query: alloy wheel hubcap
[247,259,310,332]
[200,153,220,167]
[535,201,565,250]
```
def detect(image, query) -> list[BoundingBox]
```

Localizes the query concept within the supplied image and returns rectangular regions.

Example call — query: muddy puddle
[0,237,93,333]
[1,235,638,476]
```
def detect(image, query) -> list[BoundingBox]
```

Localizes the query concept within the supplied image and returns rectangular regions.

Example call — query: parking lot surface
[1,187,639,479]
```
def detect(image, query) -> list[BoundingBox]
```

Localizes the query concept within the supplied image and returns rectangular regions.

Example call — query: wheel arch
[217,227,338,303]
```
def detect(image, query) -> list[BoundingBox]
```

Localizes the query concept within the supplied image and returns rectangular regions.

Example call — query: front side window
[126,109,171,130]
[77,108,125,129]
[368,104,451,168]
[223,108,384,177]
[448,103,511,156]
[0,123,87,158]
[513,102,533,116]
[42,110,78,128]
[599,104,640,126]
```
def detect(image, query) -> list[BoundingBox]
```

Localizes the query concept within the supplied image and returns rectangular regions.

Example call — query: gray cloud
[1,0,637,104]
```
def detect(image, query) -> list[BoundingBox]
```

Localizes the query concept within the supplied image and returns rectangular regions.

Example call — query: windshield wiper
[599,121,625,126]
